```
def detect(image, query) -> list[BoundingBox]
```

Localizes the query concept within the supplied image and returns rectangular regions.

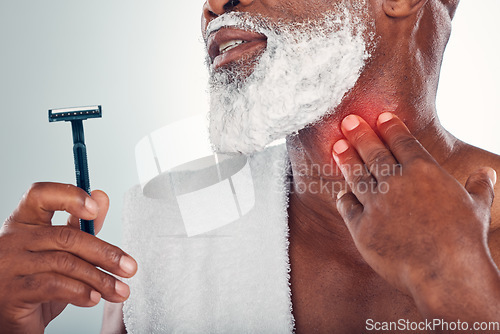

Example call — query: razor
[49,105,102,235]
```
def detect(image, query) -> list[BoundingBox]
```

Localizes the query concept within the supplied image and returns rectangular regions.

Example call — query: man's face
[203,0,374,154]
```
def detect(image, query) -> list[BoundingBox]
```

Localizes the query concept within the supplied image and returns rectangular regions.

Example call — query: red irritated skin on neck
[286,58,443,176]
[287,87,398,177]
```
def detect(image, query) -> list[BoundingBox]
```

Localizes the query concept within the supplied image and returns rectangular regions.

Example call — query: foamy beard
[207,7,372,155]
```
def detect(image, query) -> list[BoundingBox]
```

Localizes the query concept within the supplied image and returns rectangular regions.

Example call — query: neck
[286,97,459,261]
[285,0,457,264]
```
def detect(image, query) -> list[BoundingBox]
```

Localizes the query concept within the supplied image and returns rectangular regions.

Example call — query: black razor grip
[72,121,95,235]
[49,106,101,236]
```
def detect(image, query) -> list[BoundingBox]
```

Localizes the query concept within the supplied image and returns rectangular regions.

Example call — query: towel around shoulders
[122,144,295,334]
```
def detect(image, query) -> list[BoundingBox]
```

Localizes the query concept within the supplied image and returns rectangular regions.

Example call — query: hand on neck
[286,91,459,259]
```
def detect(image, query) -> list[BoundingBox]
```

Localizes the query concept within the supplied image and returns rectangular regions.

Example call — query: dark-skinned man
[1,0,499,333]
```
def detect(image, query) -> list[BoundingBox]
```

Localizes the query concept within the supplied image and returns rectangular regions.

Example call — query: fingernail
[90,290,101,304]
[85,197,98,214]
[342,115,360,131]
[378,112,394,124]
[337,189,348,199]
[333,140,349,155]
[115,280,130,298]
[119,256,137,275]
[488,169,497,185]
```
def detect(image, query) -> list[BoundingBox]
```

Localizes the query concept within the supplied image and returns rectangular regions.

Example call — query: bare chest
[289,249,426,334]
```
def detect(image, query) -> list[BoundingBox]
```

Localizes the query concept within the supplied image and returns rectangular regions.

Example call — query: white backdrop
[0,1,498,333]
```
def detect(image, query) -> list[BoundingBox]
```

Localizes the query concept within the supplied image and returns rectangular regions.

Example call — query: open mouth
[207,27,268,70]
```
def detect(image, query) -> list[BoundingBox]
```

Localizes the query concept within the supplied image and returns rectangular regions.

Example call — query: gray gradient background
[0,1,499,333]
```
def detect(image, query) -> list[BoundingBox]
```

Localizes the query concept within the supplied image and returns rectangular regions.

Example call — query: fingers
[465,167,497,209]
[339,115,398,180]
[12,183,99,225]
[67,190,109,235]
[15,273,101,307]
[25,226,137,279]
[332,139,376,204]
[26,251,130,302]
[376,112,435,165]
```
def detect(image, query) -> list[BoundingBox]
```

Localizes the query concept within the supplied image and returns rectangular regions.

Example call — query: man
[1,0,499,334]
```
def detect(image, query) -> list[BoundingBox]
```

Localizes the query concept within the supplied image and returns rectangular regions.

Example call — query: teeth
[219,40,245,54]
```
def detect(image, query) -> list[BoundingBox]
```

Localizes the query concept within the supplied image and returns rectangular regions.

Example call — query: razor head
[49,105,102,122]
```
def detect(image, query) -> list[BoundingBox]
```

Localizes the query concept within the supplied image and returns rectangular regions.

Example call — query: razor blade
[49,105,102,122]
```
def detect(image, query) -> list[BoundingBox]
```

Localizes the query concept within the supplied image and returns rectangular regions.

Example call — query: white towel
[122,144,294,333]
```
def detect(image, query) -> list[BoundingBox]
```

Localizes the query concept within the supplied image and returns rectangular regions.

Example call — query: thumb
[89,190,110,235]
[336,189,364,238]
[465,167,497,208]
[67,190,110,235]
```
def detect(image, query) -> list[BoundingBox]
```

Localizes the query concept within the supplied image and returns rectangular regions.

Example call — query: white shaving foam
[207,2,372,155]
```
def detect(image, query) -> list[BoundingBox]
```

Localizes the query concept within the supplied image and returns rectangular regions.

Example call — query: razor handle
[71,120,95,235]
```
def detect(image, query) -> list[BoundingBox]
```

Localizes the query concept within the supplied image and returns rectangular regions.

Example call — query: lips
[207,28,267,70]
